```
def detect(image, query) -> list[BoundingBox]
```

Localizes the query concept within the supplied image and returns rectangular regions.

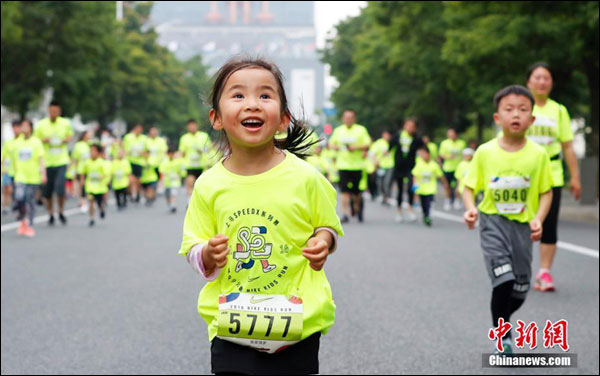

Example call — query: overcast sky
[314,1,366,48]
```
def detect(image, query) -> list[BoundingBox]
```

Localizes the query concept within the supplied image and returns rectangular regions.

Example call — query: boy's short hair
[527,62,552,81]
[187,118,197,124]
[417,145,429,154]
[90,143,104,153]
[493,85,535,110]
[12,120,21,127]
[49,100,60,107]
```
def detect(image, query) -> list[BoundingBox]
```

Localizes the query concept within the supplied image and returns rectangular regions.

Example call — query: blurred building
[150,1,324,125]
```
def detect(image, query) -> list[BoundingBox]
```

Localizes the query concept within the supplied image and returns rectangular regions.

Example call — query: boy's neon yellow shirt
[464,138,553,223]
[328,124,371,171]
[159,158,186,188]
[33,117,73,167]
[81,158,111,195]
[140,160,158,184]
[439,138,466,172]
[179,152,344,342]
[146,137,168,167]
[12,136,45,185]
[369,138,394,169]
[306,154,327,175]
[111,159,132,190]
[411,159,443,196]
[529,98,573,187]
[179,131,211,169]
[454,160,471,194]
[123,133,148,166]
[427,142,439,161]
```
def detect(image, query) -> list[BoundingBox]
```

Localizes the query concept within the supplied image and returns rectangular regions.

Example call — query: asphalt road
[1,195,598,374]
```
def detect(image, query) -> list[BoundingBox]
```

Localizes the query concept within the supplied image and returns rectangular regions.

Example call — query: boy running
[111,148,132,211]
[411,146,448,226]
[159,148,186,213]
[80,144,111,227]
[462,85,553,354]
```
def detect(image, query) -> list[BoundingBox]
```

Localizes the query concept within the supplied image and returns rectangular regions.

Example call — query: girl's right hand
[202,234,229,272]
[463,208,478,230]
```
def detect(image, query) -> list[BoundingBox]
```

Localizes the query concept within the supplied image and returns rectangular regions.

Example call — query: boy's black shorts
[339,170,363,194]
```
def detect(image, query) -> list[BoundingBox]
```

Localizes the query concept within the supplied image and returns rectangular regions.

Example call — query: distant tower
[206,1,223,23]
[256,1,274,24]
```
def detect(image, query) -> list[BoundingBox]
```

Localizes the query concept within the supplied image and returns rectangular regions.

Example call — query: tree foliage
[322,1,599,153]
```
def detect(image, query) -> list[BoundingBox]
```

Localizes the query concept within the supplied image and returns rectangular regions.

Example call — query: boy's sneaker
[424,216,432,227]
[453,200,462,210]
[394,213,403,223]
[24,226,35,238]
[59,213,67,225]
[48,215,55,226]
[406,211,417,222]
[89,219,95,227]
[17,221,27,236]
[341,215,350,224]
[494,339,514,356]
[100,210,105,219]
[534,271,556,292]
[170,207,177,214]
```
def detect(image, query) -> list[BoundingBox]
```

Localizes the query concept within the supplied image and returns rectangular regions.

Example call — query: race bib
[340,136,357,145]
[420,171,433,183]
[217,293,303,354]
[527,116,557,146]
[114,171,124,180]
[50,137,62,146]
[170,172,180,182]
[490,176,530,214]
[81,151,90,160]
[89,171,102,183]
[189,152,201,162]
[49,147,63,155]
[18,149,33,162]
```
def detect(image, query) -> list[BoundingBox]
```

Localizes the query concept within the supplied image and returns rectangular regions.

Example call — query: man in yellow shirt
[34,101,73,226]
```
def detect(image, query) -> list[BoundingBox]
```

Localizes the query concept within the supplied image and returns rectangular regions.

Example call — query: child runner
[72,130,93,212]
[111,148,132,211]
[180,56,343,375]
[463,85,553,354]
[160,147,186,213]
[122,124,147,203]
[411,146,447,226]
[12,120,46,237]
[454,148,474,199]
[440,128,466,211]
[179,119,211,202]
[140,150,159,206]
[80,144,111,227]
[1,120,22,215]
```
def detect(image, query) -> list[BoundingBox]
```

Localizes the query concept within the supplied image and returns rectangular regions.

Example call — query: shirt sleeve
[308,172,344,240]
[179,179,218,257]
[558,104,573,143]
[464,149,482,192]
[64,120,74,138]
[435,163,444,178]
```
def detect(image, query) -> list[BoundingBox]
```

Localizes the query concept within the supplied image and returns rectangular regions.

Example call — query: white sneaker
[406,211,417,222]
[395,213,404,223]
[80,204,88,213]
[443,200,451,211]
[453,200,462,210]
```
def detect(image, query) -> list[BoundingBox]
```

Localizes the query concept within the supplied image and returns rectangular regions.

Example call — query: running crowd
[1,59,584,366]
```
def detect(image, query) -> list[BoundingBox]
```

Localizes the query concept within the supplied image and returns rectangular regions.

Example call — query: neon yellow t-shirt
[306,154,327,175]
[72,141,91,174]
[111,159,131,190]
[454,160,472,194]
[399,130,413,159]
[320,148,339,184]
[179,152,344,345]
[179,131,211,170]
[328,124,371,171]
[464,139,553,223]
[528,98,573,187]
[369,138,394,169]
[159,158,186,188]
[33,117,73,167]
[411,159,443,196]
[439,138,466,172]
[12,136,45,185]
[146,137,168,168]
[140,160,158,184]
[123,133,148,166]
[81,158,111,195]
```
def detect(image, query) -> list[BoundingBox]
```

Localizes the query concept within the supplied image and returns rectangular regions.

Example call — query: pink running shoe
[24,226,35,238]
[17,221,27,236]
[534,271,556,292]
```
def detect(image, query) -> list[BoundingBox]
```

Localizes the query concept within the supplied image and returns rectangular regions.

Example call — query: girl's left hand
[302,237,329,271]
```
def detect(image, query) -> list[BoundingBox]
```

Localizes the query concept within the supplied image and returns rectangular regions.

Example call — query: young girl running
[179,56,344,375]
[80,144,111,227]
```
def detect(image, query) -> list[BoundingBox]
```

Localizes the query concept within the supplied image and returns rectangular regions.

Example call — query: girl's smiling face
[210,67,290,149]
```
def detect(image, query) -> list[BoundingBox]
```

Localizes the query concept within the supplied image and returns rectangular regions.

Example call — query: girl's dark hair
[20,119,33,128]
[208,55,318,160]
[90,143,104,153]
[527,62,552,81]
